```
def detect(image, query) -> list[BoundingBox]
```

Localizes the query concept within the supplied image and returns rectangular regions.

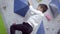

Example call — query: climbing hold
[14,0,29,17]
[45,14,51,21]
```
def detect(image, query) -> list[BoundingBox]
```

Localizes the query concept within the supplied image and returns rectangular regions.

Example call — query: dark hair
[38,4,48,13]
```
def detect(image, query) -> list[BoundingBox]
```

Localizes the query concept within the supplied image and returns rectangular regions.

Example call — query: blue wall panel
[14,0,29,17]
[37,21,45,34]
[49,0,60,18]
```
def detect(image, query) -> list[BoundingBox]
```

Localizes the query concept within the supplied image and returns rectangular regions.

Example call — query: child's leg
[10,23,33,34]
[10,24,24,34]
[10,24,28,34]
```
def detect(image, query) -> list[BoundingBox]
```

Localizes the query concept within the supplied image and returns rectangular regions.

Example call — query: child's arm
[28,0,44,16]
[28,0,40,12]
[28,0,33,5]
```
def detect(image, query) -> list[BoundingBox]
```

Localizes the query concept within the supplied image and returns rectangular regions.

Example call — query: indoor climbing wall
[0,0,60,34]
[43,0,60,34]
[0,0,24,34]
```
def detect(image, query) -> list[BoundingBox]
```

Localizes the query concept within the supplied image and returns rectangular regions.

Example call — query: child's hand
[28,0,33,5]
[36,0,40,2]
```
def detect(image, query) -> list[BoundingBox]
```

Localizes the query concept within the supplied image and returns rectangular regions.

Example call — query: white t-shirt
[26,5,44,28]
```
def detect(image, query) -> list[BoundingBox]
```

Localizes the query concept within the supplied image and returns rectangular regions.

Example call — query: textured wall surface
[0,0,60,34]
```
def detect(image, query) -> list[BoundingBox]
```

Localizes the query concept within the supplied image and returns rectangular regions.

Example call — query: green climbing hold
[0,12,7,34]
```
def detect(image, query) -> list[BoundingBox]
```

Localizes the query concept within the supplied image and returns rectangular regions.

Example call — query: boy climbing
[10,0,48,34]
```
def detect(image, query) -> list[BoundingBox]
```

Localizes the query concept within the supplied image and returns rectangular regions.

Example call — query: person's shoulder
[38,11,44,17]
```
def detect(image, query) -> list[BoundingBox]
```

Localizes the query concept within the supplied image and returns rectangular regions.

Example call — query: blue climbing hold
[14,0,29,17]
[49,0,60,18]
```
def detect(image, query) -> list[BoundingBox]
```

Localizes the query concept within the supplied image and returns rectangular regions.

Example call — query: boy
[10,0,48,34]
